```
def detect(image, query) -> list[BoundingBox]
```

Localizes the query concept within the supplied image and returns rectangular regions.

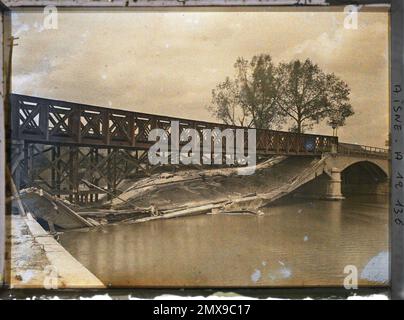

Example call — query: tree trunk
[297,108,302,133]
[297,120,302,133]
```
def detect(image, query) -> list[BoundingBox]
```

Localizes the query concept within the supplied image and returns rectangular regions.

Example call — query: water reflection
[59,195,389,287]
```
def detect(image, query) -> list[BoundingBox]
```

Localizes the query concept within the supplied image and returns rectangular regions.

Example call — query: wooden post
[29,143,34,184]
[23,142,28,186]
[103,109,110,146]
[51,145,56,191]
[56,146,61,197]
[0,3,8,287]
[95,148,99,202]
[107,148,112,201]
[69,146,79,203]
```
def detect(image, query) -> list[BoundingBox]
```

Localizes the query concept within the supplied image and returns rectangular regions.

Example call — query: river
[59,195,389,287]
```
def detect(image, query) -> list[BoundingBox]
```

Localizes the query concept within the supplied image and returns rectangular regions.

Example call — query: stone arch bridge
[287,148,389,202]
[8,94,389,205]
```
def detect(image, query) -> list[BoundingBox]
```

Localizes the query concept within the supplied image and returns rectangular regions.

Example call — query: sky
[11,7,390,147]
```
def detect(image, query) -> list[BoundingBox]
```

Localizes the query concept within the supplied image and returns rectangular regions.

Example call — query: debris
[87,218,101,226]
[209,208,220,215]
[16,156,331,229]
[81,179,135,208]
[149,205,160,216]
[6,167,27,217]
[111,156,287,207]
[160,173,174,179]
[221,209,263,216]
[19,188,94,229]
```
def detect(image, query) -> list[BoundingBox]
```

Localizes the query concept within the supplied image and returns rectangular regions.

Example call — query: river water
[59,195,389,287]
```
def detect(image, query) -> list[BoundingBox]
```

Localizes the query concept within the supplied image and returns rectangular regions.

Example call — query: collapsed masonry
[17,155,330,230]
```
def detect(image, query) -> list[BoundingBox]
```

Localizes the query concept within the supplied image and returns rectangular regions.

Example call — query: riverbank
[5,214,105,289]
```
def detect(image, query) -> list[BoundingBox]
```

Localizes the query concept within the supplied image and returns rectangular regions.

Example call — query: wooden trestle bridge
[8,94,389,205]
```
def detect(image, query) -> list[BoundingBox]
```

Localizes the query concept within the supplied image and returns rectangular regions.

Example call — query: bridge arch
[340,161,388,196]
[325,156,389,177]
[340,160,388,182]
[324,156,389,198]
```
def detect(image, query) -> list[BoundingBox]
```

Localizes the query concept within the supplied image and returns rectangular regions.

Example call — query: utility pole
[6,36,18,99]
[3,35,18,137]
[5,36,19,186]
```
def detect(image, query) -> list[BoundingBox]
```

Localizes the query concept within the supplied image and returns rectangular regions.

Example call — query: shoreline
[5,214,105,289]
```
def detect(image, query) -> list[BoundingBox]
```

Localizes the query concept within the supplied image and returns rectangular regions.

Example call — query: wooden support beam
[69,146,79,203]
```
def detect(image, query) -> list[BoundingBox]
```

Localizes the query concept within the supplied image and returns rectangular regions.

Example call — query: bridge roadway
[9,94,389,205]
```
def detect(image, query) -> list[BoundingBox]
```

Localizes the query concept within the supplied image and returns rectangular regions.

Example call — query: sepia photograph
[0,1,394,296]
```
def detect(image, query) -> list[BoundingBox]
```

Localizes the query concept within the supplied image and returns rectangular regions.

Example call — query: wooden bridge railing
[10,94,338,156]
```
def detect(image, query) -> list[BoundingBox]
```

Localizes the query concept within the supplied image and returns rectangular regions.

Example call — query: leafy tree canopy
[208,55,354,134]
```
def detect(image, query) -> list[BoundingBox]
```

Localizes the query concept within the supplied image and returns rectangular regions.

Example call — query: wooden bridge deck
[10,94,337,156]
[8,94,389,205]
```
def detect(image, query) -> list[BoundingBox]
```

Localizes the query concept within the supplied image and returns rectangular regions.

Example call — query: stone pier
[325,167,345,200]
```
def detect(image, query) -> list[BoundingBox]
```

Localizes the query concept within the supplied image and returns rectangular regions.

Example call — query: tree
[277,59,354,133]
[327,103,355,136]
[208,56,354,134]
[208,77,249,127]
[208,54,284,129]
